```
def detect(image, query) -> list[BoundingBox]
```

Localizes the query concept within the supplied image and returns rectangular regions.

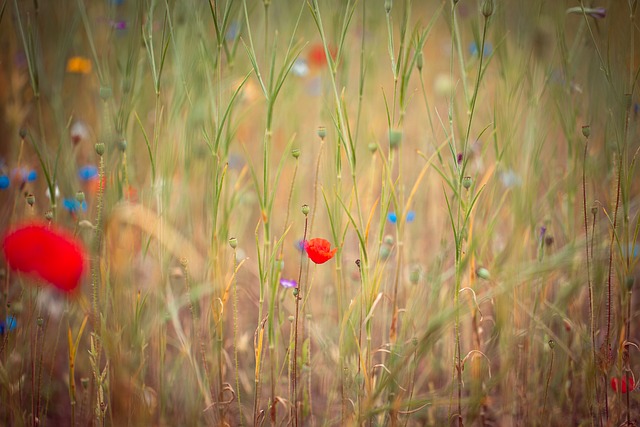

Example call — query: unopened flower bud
[581,125,590,138]
[384,0,392,14]
[75,191,85,203]
[95,143,105,156]
[229,237,238,249]
[481,0,494,18]
[26,194,35,207]
[301,204,310,216]
[292,148,301,158]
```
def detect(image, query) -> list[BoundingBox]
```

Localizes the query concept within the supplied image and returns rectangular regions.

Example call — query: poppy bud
[26,194,35,207]
[75,191,85,203]
[581,125,590,138]
[229,237,238,249]
[95,143,105,156]
[481,0,494,18]
[292,148,301,158]
[301,204,310,216]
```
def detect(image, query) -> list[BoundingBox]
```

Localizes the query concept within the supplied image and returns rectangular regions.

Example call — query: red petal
[2,223,86,292]
[305,238,337,265]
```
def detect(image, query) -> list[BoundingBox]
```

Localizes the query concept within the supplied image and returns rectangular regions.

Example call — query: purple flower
[280,279,297,289]
[457,152,463,164]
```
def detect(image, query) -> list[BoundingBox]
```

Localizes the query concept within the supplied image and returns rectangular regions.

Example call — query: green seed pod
[384,0,392,13]
[301,204,310,216]
[581,125,591,138]
[45,210,53,221]
[37,317,44,327]
[292,148,301,158]
[476,267,491,280]
[99,86,112,101]
[389,129,402,149]
[548,339,555,349]
[75,191,85,203]
[383,235,394,245]
[26,194,35,207]
[379,245,391,260]
[95,142,105,156]
[317,126,326,140]
[462,176,472,190]
[292,288,299,297]
[229,237,238,249]
[416,51,424,71]
[117,139,127,152]
[288,315,294,322]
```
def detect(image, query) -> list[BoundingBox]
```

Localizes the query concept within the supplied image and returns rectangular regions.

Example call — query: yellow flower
[66,56,92,74]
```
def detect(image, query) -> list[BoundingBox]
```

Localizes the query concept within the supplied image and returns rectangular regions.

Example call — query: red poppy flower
[304,238,337,264]
[308,43,336,68]
[611,376,635,393]
[2,223,86,292]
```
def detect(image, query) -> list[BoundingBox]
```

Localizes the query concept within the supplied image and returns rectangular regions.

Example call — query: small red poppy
[2,223,86,292]
[308,43,336,68]
[304,238,337,265]
[611,376,635,394]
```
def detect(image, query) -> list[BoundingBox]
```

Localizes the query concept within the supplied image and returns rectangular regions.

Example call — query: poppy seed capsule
[317,126,326,140]
[389,129,402,149]
[292,148,301,158]
[75,191,85,203]
[229,237,238,249]
[462,176,472,189]
[99,86,112,101]
[581,125,590,138]
[26,194,35,207]
[476,267,490,280]
[95,143,105,156]
[301,204,310,216]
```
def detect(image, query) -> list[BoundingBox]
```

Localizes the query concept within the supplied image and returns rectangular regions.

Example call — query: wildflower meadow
[0,0,639,425]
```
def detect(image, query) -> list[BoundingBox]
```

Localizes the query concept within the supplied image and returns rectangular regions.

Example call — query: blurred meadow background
[0,0,639,425]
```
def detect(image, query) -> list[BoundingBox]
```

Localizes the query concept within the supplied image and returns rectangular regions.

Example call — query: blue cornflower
[0,175,9,189]
[0,316,17,334]
[78,165,99,181]
[63,198,87,213]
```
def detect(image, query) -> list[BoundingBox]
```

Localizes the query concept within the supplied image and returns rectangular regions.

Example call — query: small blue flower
[295,239,305,252]
[27,169,37,182]
[0,316,17,334]
[279,279,297,289]
[63,198,87,213]
[387,211,415,224]
[78,165,99,181]
[225,21,240,41]
[469,41,493,58]
[0,175,9,189]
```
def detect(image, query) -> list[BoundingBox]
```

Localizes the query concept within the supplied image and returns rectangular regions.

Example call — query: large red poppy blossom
[304,238,337,265]
[611,376,635,394]
[2,223,86,292]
